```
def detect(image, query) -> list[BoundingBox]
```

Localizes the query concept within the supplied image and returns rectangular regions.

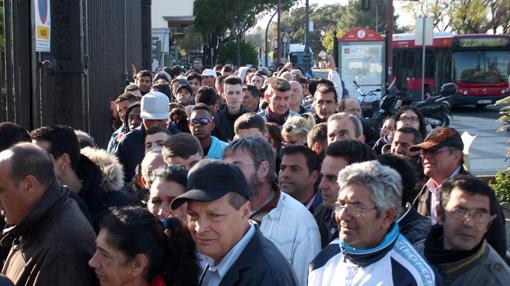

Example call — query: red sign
[339,28,385,42]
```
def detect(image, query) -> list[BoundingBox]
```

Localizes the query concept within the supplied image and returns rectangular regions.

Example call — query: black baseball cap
[170,159,250,209]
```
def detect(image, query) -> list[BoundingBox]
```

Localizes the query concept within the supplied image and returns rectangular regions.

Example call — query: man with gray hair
[309,161,437,286]
[223,136,321,286]
[326,112,364,145]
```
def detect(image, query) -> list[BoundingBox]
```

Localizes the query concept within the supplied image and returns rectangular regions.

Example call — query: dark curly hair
[99,206,199,286]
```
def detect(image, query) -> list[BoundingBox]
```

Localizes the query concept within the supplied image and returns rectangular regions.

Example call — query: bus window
[453,51,510,83]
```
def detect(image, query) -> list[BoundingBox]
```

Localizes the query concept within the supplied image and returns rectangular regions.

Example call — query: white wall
[151,0,194,28]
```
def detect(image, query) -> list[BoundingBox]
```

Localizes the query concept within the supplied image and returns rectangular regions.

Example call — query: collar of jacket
[340,222,399,267]
[266,108,289,126]
[77,154,106,197]
[1,180,67,247]
[397,203,420,229]
[206,225,263,285]
[424,224,484,267]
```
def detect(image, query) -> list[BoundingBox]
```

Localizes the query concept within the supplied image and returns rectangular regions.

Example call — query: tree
[451,0,488,33]
[403,0,510,33]
[403,0,454,32]
[217,39,258,66]
[193,0,298,64]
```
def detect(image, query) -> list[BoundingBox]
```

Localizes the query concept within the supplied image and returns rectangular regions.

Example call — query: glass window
[453,51,510,83]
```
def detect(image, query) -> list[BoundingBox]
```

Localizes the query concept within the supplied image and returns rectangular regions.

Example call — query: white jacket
[260,192,321,286]
[308,224,438,286]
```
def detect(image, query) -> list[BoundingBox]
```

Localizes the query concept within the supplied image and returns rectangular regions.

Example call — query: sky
[255,0,414,30]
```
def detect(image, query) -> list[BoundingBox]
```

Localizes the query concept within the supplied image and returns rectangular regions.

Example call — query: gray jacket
[437,242,510,286]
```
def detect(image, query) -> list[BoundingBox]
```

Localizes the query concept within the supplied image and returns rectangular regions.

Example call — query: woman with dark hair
[394,106,427,140]
[89,206,199,286]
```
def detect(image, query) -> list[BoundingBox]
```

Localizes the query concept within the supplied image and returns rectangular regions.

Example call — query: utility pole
[303,0,312,77]
[276,0,282,66]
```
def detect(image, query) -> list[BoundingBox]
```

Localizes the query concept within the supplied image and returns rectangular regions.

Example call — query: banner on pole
[35,0,51,52]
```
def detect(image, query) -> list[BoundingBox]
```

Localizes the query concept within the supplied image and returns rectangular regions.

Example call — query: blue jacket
[207,136,227,159]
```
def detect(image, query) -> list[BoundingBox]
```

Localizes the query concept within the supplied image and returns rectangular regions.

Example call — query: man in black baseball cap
[171,159,298,286]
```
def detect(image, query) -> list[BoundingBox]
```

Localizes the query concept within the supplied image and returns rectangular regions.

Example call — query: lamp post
[235,0,241,67]
[303,0,312,77]
[276,0,282,65]
[265,10,278,67]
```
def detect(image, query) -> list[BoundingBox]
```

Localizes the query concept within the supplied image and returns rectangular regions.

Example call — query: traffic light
[361,0,370,11]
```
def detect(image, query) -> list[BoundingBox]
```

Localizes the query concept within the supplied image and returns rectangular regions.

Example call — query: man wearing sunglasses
[309,161,437,285]
[410,127,507,259]
[188,104,227,160]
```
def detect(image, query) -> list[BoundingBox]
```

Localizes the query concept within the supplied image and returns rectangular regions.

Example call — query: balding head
[0,143,55,225]
[0,142,55,187]
[140,151,165,189]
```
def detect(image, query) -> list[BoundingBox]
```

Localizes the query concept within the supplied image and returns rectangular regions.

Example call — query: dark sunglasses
[189,118,212,126]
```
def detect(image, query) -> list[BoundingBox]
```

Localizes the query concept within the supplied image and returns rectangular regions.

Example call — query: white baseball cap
[140,91,169,120]
[201,69,217,78]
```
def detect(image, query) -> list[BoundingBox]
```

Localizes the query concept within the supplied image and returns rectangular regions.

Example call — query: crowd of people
[0,56,509,286]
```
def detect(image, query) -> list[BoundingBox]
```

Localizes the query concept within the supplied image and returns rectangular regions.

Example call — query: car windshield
[453,51,510,83]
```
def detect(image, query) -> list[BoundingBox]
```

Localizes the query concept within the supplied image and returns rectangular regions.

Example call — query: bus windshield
[453,51,510,83]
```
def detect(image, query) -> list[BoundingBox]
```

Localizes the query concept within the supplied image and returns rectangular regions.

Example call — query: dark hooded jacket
[115,123,179,182]
[1,181,97,286]
[76,154,134,232]
[213,106,249,142]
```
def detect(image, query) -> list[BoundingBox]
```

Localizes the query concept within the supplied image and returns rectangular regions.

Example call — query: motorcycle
[400,83,456,128]
[359,80,456,130]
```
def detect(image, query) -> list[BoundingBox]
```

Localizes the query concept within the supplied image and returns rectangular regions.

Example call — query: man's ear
[486,214,498,231]
[310,170,320,185]
[55,153,71,170]
[358,134,365,143]
[19,175,40,197]
[311,142,323,155]
[257,160,270,181]
[381,208,397,230]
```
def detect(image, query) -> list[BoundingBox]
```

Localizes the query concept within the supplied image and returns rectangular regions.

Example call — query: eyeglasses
[398,116,418,122]
[334,202,377,218]
[189,118,212,126]
[446,208,491,224]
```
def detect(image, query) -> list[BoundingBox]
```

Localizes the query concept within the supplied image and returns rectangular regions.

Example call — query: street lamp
[265,10,278,67]
[303,0,312,77]
[235,0,241,67]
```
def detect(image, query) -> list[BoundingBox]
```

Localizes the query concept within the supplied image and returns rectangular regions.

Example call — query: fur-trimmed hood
[81,147,124,192]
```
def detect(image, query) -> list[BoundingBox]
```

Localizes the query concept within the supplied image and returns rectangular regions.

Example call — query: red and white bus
[392,33,510,107]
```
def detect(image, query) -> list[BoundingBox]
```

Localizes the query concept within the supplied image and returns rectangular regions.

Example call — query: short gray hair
[328,112,363,138]
[223,136,277,182]
[337,160,402,215]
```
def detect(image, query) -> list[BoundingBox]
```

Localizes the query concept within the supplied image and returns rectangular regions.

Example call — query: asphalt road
[448,105,509,176]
